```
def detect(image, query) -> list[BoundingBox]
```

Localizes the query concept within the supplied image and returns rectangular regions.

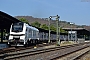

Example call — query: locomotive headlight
[9,36,13,40]
[20,35,25,39]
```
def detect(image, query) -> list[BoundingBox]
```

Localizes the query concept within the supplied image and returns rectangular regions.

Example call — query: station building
[62,28,90,43]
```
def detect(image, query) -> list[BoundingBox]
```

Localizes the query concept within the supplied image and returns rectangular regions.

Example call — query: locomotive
[8,22,68,46]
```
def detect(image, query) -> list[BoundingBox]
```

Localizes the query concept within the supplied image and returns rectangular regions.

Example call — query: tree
[59,27,67,33]
[19,18,29,24]
[31,21,41,27]
[50,25,56,32]
[40,24,48,30]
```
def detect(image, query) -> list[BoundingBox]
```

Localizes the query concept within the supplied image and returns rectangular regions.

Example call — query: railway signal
[48,16,52,43]
[48,15,60,46]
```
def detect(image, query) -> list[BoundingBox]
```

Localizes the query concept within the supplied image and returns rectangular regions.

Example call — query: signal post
[48,15,60,46]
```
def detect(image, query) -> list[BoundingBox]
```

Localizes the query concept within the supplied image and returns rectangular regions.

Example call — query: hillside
[15,16,90,31]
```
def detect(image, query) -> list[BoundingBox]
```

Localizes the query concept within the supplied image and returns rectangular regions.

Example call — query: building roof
[0,11,20,29]
[62,28,90,35]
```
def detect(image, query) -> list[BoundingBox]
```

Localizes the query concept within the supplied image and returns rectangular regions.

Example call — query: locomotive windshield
[11,22,24,32]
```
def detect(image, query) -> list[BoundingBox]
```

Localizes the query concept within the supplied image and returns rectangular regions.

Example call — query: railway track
[0,42,90,60]
[74,50,90,60]
[0,42,56,54]
[55,45,90,60]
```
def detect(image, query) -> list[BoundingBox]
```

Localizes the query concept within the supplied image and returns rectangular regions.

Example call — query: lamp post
[70,22,73,41]
[48,16,52,43]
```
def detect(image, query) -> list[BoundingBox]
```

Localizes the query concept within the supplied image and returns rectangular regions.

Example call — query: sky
[0,0,90,25]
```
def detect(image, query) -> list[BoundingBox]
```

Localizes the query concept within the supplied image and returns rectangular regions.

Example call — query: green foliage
[40,24,48,30]
[40,24,67,33]
[60,28,67,33]
[19,18,29,24]
[31,21,41,27]
[50,25,56,32]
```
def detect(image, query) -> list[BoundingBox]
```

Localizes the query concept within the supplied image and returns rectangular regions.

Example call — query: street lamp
[70,22,74,41]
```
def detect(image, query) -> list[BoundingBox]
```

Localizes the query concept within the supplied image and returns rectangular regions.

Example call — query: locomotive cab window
[12,22,23,32]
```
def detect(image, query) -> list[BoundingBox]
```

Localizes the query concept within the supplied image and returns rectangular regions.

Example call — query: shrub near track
[60,41,75,46]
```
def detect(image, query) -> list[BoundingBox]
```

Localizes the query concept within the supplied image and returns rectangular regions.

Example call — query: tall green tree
[59,27,67,33]
[19,18,29,24]
[50,25,56,32]
[31,21,41,27]
[40,24,48,30]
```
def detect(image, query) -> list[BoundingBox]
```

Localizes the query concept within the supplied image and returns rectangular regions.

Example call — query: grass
[60,41,74,46]
[62,41,72,44]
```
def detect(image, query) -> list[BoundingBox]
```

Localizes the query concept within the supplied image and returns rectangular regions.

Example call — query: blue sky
[0,0,90,25]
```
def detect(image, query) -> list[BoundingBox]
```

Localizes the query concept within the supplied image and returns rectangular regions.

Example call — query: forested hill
[15,16,90,31]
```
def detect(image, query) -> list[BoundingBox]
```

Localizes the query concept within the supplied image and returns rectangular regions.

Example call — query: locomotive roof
[30,25,67,35]
[25,23,39,31]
